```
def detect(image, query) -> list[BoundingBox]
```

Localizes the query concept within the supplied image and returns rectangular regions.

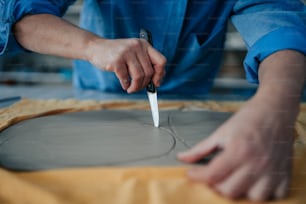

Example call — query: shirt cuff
[243,27,306,84]
[0,0,75,55]
[13,0,73,21]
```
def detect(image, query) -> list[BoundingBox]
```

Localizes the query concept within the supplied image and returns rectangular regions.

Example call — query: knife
[139,28,159,127]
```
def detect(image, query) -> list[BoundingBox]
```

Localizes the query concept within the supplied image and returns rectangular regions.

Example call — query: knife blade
[139,28,159,127]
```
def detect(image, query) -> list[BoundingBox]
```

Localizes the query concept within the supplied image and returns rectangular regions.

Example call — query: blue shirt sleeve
[0,0,76,55]
[231,0,306,83]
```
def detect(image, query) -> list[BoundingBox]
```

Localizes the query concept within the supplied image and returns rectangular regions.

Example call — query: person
[1,0,305,201]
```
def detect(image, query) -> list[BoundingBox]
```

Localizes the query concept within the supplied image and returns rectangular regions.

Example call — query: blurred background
[0,0,304,100]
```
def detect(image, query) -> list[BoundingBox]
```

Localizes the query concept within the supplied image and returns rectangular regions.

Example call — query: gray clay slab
[0,110,231,171]
[169,111,231,147]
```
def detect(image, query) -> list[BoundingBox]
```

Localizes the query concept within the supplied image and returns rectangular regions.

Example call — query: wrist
[83,33,104,62]
[254,50,305,120]
[252,88,300,124]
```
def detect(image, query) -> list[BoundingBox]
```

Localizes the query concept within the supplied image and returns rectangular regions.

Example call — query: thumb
[177,136,218,163]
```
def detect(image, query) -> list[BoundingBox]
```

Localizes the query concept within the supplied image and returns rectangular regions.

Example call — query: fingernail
[123,79,130,84]
[121,79,130,90]
[187,169,195,176]
[187,168,200,177]
[177,151,189,158]
[178,147,200,157]
[155,81,161,87]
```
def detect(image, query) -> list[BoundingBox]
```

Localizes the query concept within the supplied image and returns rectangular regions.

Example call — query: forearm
[255,50,306,119]
[13,14,99,61]
[13,14,166,93]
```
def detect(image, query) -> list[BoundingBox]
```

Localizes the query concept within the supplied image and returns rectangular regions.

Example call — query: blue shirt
[1,0,306,95]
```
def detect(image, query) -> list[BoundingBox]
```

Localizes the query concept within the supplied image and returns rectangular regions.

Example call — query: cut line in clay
[0,110,231,171]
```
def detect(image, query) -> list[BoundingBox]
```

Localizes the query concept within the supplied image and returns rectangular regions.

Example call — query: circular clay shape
[0,110,175,170]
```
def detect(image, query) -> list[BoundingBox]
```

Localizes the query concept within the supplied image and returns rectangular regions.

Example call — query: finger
[272,147,292,200]
[253,152,291,201]
[113,63,130,90]
[215,164,258,199]
[247,174,275,202]
[177,136,218,163]
[136,45,154,88]
[273,158,291,200]
[147,46,166,87]
[187,150,242,185]
[274,178,289,200]
[126,54,145,93]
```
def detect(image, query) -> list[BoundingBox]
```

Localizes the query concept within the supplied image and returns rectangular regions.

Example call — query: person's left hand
[177,97,295,201]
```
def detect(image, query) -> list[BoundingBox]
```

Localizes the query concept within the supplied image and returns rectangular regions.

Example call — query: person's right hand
[86,38,166,93]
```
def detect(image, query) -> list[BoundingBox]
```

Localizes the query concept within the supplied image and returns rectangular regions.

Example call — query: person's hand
[87,38,166,93]
[177,97,296,201]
